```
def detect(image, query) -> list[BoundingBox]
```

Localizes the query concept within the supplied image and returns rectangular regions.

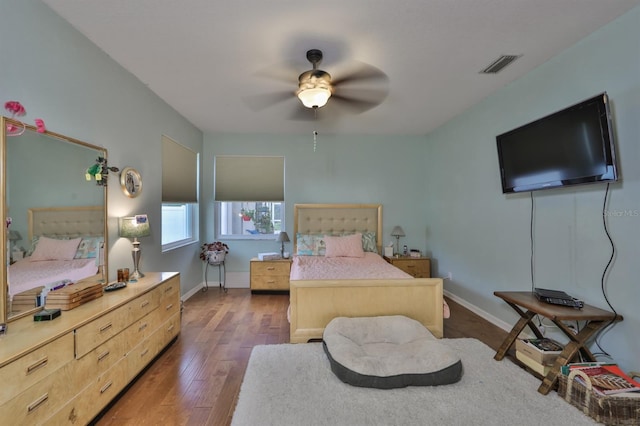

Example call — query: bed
[8,206,104,310]
[288,203,444,343]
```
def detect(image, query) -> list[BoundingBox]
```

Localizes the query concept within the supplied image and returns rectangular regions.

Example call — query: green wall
[423,7,640,371]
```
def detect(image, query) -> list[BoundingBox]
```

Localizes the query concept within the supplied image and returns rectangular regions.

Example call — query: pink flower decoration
[4,101,26,117]
[35,118,46,133]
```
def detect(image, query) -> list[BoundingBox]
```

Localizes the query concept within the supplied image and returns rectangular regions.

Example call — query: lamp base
[130,242,144,282]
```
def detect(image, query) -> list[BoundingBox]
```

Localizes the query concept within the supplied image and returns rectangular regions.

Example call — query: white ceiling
[43,0,640,136]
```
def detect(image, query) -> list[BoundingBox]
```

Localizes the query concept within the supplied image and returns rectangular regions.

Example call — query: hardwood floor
[93,289,510,426]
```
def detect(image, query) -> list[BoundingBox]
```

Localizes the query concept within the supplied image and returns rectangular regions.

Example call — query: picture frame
[120,167,142,198]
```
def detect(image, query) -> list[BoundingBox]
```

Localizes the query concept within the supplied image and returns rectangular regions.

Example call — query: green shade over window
[214,156,285,202]
[162,135,198,203]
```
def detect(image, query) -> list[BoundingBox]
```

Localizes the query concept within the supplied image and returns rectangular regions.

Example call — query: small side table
[493,291,622,394]
[383,255,431,278]
[203,260,226,292]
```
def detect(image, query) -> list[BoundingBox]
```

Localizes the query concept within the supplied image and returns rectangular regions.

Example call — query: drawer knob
[140,348,149,357]
[267,267,275,271]
[141,300,150,308]
[139,323,148,332]
[165,286,173,293]
[26,356,48,375]
[165,303,174,311]
[97,350,110,362]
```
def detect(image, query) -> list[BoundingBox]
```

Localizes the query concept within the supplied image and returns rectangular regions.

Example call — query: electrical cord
[593,183,619,357]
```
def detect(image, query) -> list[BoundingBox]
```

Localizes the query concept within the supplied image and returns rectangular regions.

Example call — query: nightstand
[383,255,431,278]
[250,258,292,292]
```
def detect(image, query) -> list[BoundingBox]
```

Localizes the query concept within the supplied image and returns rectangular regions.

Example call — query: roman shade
[162,135,198,203]
[214,156,284,201]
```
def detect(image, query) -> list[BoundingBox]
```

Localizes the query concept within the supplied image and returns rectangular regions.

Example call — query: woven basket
[558,370,640,425]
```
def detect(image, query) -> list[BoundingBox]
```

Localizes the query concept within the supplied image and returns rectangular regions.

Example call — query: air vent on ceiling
[480,54,522,74]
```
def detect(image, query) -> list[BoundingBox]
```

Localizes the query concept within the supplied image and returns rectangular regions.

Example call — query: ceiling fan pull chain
[313,130,318,152]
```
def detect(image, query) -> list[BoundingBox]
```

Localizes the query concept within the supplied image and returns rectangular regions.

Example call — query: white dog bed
[322,315,463,389]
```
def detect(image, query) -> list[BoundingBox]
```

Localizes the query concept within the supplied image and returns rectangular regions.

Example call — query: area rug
[232,339,597,426]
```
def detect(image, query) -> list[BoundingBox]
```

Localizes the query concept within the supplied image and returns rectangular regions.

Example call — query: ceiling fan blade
[331,62,389,86]
[331,88,389,113]
[244,91,295,111]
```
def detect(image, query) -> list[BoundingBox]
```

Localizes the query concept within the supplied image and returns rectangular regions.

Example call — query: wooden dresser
[0,272,180,425]
[250,258,291,292]
[383,256,431,278]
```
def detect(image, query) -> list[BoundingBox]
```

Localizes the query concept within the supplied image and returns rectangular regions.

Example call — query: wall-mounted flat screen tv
[496,92,618,194]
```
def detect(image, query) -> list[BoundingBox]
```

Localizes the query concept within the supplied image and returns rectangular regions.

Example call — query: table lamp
[277,231,290,258]
[119,214,151,281]
[390,226,405,255]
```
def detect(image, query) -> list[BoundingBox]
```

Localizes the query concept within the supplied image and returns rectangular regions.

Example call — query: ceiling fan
[249,49,389,119]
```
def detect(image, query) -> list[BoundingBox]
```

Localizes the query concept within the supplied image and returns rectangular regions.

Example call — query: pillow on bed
[361,232,377,253]
[29,236,82,261]
[296,233,326,256]
[324,233,365,258]
[74,236,104,259]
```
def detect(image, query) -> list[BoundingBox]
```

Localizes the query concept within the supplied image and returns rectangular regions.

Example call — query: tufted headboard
[28,206,104,241]
[293,203,383,254]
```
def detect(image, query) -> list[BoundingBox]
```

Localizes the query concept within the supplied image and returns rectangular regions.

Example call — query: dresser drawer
[0,359,77,425]
[0,333,74,405]
[47,359,128,426]
[75,302,133,358]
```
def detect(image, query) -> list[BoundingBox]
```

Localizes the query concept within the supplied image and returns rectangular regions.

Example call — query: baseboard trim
[444,289,522,335]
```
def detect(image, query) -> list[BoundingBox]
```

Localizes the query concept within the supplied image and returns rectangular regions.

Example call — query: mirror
[1,116,108,324]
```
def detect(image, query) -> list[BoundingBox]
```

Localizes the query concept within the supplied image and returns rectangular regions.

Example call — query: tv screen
[496,92,618,193]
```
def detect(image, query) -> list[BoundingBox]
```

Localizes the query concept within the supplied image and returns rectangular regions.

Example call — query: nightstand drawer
[384,256,431,278]
[251,275,289,290]
[251,261,290,276]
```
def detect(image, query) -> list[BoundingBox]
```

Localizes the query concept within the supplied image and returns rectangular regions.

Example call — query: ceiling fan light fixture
[297,87,332,108]
[297,70,332,108]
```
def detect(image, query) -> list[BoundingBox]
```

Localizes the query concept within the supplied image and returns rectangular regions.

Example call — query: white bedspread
[8,258,99,298]
[291,252,412,280]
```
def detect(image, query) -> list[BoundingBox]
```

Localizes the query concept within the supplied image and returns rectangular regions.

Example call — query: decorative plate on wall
[120,167,142,198]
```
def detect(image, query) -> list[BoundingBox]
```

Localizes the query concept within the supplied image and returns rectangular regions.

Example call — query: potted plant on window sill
[200,241,229,265]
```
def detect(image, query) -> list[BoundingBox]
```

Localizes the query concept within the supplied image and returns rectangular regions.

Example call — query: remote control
[104,282,127,292]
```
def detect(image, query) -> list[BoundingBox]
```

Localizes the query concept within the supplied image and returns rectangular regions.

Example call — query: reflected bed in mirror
[8,206,105,315]
[2,116,108,323]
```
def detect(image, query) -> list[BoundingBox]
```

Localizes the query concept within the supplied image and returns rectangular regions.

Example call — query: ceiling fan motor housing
[297,69,332,108]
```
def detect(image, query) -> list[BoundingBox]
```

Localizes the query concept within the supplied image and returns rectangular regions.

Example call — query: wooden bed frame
[289,203,443,343]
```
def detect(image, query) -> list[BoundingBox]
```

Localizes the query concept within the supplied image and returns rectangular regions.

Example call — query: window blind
[162,135,198,203]
[214,156,284,201]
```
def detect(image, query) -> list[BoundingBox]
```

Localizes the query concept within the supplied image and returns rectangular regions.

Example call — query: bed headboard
[28,206,104,241]
[293,203,383,254]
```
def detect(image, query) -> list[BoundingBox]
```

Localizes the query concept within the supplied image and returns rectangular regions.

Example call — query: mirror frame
[1,116,109,324]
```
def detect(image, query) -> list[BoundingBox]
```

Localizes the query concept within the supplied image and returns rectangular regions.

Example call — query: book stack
[45,281,104,311]
[515,338,564,376]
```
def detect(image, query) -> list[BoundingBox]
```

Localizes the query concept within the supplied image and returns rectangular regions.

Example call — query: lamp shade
[390,226,405,237]
[277,231,290,243]
[119,214,151,239]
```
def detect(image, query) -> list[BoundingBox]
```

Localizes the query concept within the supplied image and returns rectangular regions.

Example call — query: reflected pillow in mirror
[29,236,82,261]
[74,236,104,259]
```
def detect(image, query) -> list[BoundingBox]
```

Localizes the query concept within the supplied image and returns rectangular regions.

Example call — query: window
[214,156,285,240]
[162,135,199,250]
[217,201,283,238]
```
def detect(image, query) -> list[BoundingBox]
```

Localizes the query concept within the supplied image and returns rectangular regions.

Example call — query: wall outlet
[446,272,452,281]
